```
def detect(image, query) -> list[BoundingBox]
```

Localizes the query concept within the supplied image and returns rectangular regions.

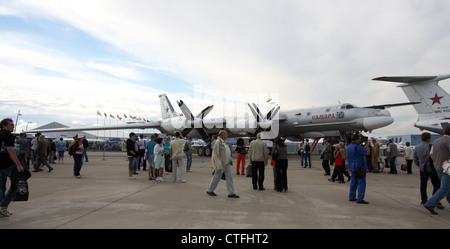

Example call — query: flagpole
[104,113,107,140]
[96,111,98,139]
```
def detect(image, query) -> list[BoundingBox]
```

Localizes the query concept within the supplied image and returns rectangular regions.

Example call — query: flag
[97,111,102,116]
[117,115,122,120]
[124,114,128,119]
[110,114,115,119]
[104,112,107,118]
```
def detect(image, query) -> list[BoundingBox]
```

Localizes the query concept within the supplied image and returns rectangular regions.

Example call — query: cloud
[86,61,144,81]
[2,0,450,135]
[0,32,162,125]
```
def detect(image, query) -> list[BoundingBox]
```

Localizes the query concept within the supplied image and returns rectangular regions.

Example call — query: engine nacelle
[160,117,187,134]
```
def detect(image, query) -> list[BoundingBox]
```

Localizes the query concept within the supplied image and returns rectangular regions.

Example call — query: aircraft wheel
[197,147,204,157]
[203,146,212,157]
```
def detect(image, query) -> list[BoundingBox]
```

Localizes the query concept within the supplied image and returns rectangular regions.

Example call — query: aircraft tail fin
[373,74,450,116]
[159,94,178,119]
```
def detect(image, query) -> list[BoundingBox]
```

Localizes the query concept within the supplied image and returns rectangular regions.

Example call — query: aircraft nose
[363,116,394,130]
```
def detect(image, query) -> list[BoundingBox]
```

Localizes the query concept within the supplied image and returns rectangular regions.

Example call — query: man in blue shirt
[146,134,157,180]
[346,134,370,204]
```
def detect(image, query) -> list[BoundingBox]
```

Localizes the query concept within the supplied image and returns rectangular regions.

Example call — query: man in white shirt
[170,132,186,183]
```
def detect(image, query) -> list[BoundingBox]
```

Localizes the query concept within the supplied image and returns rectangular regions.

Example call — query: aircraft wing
[362,102,421,110]
[372,76,438,83]
[26,121,162,134]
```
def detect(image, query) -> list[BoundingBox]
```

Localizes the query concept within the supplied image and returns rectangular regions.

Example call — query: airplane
[373,74,450,135]
[26,93,416,155]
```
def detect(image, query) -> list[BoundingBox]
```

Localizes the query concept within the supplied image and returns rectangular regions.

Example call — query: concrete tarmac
[1,152,449,229]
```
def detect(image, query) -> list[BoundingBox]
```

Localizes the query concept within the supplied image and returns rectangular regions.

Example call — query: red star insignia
[430,93,443,105]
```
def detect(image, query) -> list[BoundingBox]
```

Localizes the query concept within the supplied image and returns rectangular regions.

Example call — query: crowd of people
[1,117,450,218]
[125,131,197,183]
[294,131,450,209]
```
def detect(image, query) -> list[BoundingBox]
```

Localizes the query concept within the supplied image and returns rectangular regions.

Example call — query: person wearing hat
[347,134,370,204]
[72,135,85,178]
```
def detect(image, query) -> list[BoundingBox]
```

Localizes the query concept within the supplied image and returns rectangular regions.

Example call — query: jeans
[186,151,192,171]
[389,156,397,174]
[303,152,311,167]
[425,170,450,208]
[0,165,18,209]
[207,163,235,195]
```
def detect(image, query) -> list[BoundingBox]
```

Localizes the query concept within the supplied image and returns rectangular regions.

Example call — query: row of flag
[97,111,151,122]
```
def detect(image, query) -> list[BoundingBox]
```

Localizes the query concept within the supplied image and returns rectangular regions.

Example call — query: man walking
[413,132,442,207]
[34,135,54,173]
[424,127,450,215]
[0,118,24,217]
[207,130,239,198]
[247,133,269,191]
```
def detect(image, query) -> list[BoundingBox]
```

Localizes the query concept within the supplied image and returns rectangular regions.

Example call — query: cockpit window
[339,104,356,109]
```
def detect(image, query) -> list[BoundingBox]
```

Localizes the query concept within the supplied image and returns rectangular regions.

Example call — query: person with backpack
[303,139,312,168]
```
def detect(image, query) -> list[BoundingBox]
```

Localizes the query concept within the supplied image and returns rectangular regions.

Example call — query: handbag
[353,145,366,179]
[13,172,30,202]
[354,167,366,178]
[400,164,407,171]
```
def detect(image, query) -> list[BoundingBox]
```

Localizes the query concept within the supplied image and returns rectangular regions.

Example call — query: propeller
[247,103,280,138]
[177,100,213,141]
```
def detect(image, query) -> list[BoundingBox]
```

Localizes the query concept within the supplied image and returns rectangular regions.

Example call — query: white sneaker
[179,180,186,183]
[156,177,161,182]
[129,176,136,180]
[160,177,166,183]
[0,208,12,217]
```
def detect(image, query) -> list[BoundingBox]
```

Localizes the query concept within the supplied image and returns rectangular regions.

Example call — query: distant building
[387,134,442,146]
[32,122,97,140]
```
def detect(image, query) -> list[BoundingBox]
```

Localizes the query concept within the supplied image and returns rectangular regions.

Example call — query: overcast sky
[1,0,450,138]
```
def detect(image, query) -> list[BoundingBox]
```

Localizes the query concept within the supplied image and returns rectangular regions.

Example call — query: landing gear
[197,145,212,157]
